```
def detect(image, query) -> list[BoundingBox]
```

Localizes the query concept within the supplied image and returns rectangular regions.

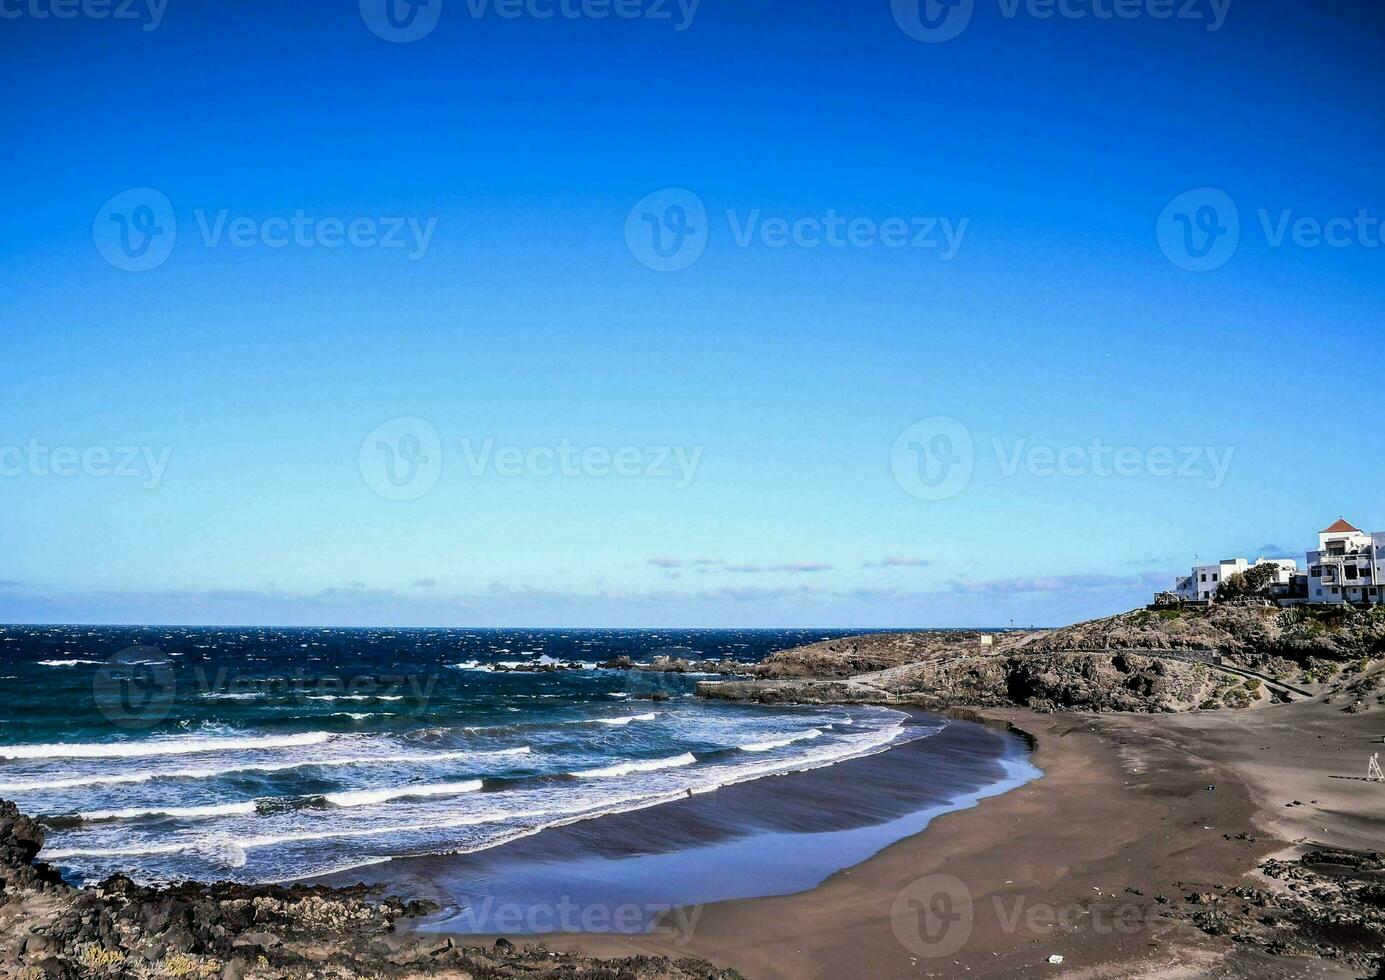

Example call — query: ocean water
[0,624,931,886]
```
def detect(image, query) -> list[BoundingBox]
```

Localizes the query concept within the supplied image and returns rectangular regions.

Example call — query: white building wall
[1308,529,1383,604]
[1161,525,1381,607]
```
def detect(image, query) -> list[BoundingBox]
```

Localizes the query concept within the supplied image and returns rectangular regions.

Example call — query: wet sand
[524,701,1384,978]
[328,713,1037,932]
[335,699,1385,979]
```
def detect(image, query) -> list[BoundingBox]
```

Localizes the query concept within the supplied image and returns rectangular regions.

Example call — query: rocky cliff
[704,649,1237,713]
[699,606,1385,713]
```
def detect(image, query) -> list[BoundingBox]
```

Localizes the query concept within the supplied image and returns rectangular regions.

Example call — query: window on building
[1311,567,1322,577]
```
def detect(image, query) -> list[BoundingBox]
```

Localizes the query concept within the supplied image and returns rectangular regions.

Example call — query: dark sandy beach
[382,699,1383,980]
[323,712,1037,936]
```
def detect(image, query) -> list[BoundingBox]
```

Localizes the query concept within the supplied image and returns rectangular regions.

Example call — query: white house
[1172,556,1299,602]
[1164,518,1383,607]
[1307,518,1384,605]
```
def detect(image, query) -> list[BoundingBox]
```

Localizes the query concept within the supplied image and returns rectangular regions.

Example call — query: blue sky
[1,0,1382,627]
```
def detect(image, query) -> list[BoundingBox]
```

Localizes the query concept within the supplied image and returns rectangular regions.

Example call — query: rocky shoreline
[0,800,744,979]
[679,608,1385,976]
[7,607,1383,979]
[697,606,1385,714]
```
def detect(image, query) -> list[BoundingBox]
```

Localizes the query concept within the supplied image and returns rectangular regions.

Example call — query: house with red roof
[1307,519,1385,605]
[1161,518,1384,607]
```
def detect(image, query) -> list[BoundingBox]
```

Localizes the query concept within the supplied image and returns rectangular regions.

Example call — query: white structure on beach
[1307,519,1384,605]
[1166,517,1383,606]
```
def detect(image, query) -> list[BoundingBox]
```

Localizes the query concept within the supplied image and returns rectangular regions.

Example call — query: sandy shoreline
[329,712,1036,930]
[466,700,1382,979]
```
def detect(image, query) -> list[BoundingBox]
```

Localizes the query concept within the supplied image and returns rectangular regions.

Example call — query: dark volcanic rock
[0,798,745,980]
[0,802,43,868]
[1176,847,1385,975]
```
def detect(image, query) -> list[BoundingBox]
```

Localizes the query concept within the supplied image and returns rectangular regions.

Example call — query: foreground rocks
[1172,847,1385,975]
[0,800,743,980]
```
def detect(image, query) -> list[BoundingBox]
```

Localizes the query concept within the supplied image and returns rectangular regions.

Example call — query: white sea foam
[0,732,335,761]
[77,801,257,822]
[40,708,922,883]
[42,809,550,861]
[575,752,697,779]
[325,779,485,807]
[304,695,404,702]
[739,729,824,752]
[595,712,657,726]
[0,747,532,791]
[36,659,103,668]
